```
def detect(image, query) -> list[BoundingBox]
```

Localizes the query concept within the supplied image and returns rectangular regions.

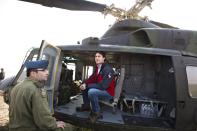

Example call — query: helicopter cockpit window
[186,66,197,98]
[32,54,38,61]
[16,53,38,83]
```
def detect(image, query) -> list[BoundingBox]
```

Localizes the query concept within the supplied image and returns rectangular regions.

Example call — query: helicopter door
[37,40,61,113]
[174,56,197,131]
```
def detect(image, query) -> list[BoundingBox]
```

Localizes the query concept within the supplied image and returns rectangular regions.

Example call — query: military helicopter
[1,0,197,131]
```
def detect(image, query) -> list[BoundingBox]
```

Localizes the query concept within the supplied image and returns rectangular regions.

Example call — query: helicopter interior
[55,50,176,128]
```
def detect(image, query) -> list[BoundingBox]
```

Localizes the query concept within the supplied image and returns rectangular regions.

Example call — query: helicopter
[1,0,197,131]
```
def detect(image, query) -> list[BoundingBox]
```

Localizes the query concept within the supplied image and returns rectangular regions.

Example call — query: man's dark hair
[95,51,106,58]
[26,69,38,77]
[26,69,32,77]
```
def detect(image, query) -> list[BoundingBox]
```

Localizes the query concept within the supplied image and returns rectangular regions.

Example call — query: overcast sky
[1,0,197,77]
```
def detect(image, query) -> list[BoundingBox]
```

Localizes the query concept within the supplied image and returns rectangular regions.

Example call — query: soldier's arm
[32,88,58,130]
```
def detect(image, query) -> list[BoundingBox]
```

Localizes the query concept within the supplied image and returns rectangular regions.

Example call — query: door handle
[178,101,185,108]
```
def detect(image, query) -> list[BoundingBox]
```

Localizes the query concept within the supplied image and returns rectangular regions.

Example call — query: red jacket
[85,63,115,97]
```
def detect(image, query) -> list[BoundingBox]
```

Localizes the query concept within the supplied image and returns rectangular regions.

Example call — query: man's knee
[88,89,98,98]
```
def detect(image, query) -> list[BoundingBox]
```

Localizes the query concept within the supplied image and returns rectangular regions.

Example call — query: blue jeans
[88,88,113,113]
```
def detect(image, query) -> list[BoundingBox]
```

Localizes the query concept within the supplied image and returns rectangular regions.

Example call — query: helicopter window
[32,54,38,61]
[186,66,197,98]
[17,53,38,83]
[85,66,93,79]
[42,54,55,88]
[66,63,76,80]
[17,68,27,82]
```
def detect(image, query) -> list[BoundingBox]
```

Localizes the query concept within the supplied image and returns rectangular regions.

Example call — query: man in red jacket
[76,51,115,123]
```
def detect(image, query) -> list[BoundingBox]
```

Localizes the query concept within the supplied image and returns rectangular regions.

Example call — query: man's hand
[79,83,86,90]
[56,121,66,129]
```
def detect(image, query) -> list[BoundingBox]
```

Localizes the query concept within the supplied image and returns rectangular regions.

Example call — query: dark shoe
[76,104,91,112]
[89,112,102,123]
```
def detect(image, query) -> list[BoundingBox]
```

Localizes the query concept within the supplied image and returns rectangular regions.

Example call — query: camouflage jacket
[9,78,60,131]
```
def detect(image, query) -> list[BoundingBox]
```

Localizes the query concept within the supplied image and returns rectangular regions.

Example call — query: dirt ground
[0,91,9,130]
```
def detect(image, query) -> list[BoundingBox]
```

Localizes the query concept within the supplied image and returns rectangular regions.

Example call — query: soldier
[9,60,66,131]
[0,68,5,80]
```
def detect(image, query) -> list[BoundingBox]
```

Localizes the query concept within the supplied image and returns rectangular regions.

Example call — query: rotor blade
[19,0,107,12]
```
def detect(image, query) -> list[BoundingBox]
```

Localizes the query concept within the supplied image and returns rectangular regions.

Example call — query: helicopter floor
[54,95,173,129]
[55,94,124,124]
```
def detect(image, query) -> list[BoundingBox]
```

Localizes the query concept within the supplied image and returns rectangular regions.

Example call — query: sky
[1,0,197,78]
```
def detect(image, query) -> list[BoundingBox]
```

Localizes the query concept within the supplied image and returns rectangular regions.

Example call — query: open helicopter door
[8,40,61,113]
[173,56,197,131]
[37,40,61,113]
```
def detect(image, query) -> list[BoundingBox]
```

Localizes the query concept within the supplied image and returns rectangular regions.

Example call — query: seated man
[76,51,116,123]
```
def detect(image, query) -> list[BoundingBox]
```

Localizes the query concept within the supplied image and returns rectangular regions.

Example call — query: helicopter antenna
[103,0,154,21]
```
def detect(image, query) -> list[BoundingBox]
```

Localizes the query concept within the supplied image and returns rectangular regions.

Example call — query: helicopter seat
[99,66,125,113]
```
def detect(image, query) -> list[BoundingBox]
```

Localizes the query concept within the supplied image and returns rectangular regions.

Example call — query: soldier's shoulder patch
[40,88,47,98]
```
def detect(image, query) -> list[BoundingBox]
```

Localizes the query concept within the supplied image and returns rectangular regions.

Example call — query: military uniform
[9,78,65,131]
[0,70,5,80]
